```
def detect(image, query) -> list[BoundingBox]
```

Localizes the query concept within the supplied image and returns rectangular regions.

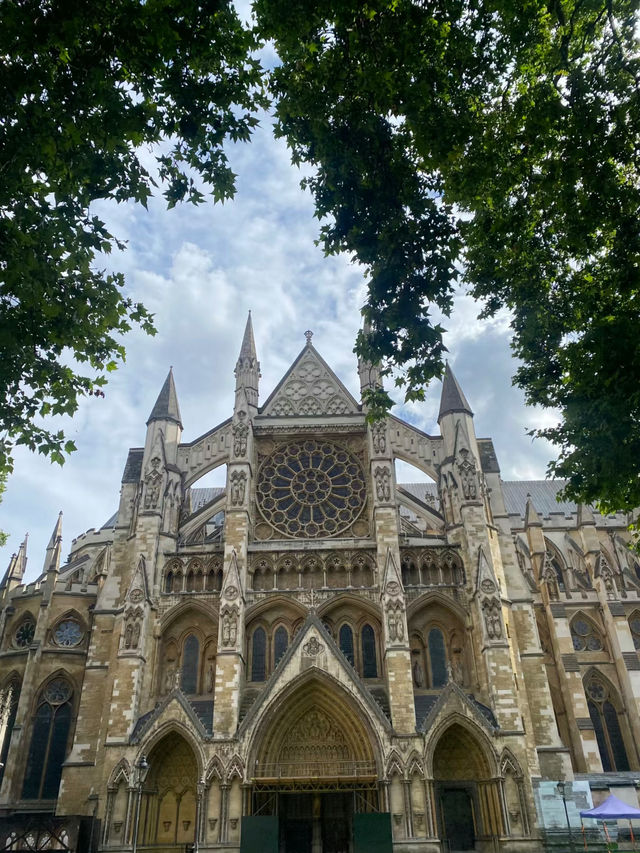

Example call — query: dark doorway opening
[278,792,352,853]
[441,788,475,851]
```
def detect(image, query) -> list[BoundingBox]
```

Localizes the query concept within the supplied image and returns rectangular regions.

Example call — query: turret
[0,535,27,593]
[145,367,182,466]
[234,312,260,410]
[357,318,383,402]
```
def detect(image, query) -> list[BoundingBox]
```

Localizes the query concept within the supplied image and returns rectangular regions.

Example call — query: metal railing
[253,760,377,779]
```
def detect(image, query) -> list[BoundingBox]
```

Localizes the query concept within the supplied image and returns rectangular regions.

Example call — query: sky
[1,112,559,584]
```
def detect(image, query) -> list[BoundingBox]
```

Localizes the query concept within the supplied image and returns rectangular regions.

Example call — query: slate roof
[438,362,473,421]
[122,448,144,483]
[189,488,225,511]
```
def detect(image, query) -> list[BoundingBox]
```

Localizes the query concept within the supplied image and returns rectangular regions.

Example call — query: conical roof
[147,368,182,428]
[238,311,257,362]
[438,362,473,422]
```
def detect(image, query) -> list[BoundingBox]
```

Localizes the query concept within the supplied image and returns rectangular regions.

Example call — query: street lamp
[132,755,150,853]
[556,780,576,853]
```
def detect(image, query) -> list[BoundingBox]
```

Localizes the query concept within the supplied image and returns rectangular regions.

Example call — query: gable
[260,345,360,417]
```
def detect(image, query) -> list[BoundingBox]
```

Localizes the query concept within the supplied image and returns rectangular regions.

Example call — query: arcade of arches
[3,325,640,853]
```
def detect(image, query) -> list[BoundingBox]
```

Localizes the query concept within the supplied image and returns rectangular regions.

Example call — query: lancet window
[181,634,200,694]
[585,674,630,772]
[23,678,74,800]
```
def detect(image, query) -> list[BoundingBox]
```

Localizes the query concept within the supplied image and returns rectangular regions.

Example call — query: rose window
[15,621,35,648]
[53,619,83,647]
[257,440,366,538]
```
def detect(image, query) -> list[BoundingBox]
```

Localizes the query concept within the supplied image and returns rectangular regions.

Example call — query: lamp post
[557,780,576,853]
[132,755,149,853]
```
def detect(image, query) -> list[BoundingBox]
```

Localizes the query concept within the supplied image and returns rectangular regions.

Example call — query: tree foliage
[2,0,640,516]
[256,0,640,513]
[0,0,264,474]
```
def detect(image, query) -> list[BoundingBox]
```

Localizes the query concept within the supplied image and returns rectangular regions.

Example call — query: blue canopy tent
[581,794,640,848]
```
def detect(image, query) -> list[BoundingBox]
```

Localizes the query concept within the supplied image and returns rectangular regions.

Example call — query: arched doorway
[432,723,503,852]
[248,675,385,853]
[137,732,199,849]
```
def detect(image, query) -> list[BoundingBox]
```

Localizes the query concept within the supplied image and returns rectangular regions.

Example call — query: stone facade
[1,318,639,852]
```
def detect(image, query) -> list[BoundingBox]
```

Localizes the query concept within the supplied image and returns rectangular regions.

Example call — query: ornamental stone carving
[371,421,387,455]
[482,598,503,640]
[221,606,239,647]
[386,601,405,642]
[144,457,163,510]
[302,636,324,656]
[374,466,391,502]
[230,471,247,507]
[265,352,354,417]
[232,412,249,458]
[457,448,478,500]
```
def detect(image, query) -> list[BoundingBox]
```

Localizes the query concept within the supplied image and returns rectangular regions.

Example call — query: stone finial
[304,330,313,345]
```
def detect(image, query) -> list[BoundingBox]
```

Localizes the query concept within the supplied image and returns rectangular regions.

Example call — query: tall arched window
[181,634,200,694]
[23,678,73,799]
[164,571,173,594]
[428,627,448,687]
[361,624,377,678]
[0,680,20,787]
[586,676,630,772]
[629,615,640,650]
[274,626,288,667]
[339,624,355,666]
[251,627,267,682]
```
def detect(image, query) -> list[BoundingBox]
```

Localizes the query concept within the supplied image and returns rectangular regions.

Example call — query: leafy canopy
[256,0,640,513]
[0,0,264,474]
[2,0,640,518]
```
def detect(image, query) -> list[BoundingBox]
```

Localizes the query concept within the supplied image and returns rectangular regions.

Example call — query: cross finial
[304,330,313,345]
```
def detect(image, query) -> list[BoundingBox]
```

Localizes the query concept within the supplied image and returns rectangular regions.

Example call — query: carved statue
[457,448,478,500]
[412,658,424,688]
[205,664,214,693]
[483,599,503,640]
[164,665,176,693]
[144,456,162,510]
[371,421,386,455]
[221,610,238,647]
[124,623,133,649]
[230,471,246,506]
[232,412,249,457]
[132,622,141,648]
[374,466,391,502]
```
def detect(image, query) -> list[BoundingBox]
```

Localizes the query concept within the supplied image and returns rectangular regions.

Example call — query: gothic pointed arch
[205,755,225,784]
[246,669,384,780]
[569,611,605,653]
[107,757,131,789]
[226,755,244,782]
[425,712,499,778]
[583,668,633,771]
[136,720,206,781]
[386,750,405,779]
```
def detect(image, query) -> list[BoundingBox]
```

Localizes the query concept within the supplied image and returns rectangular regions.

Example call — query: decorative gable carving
[262,347,358,417]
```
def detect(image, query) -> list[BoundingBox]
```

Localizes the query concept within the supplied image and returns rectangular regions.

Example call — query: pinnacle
[438,362,473,422]
[238,311,257,362]
[147,368,183,428]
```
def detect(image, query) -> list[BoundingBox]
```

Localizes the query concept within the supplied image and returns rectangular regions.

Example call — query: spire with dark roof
[235,311,260,408]
[358,317,383,398]
[147,368,182,428]
[438,362,473,422]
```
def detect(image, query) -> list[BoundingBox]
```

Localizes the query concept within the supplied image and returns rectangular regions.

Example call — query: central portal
[280,793,351,853]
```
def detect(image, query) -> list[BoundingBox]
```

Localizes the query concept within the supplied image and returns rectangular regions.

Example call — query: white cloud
[2,120,558,581]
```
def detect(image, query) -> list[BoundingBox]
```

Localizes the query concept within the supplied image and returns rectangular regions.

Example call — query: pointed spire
[147,368,182,428]
[42,511,62,572]
[235,312,260,408]
[438,362,473,422]
[2,534,28,589]
[524,496,542,528]
[358,316,383,397]
[239,311,257,362]
[577,503,596,527]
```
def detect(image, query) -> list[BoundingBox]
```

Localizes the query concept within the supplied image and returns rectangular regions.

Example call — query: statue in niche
[412,657,424,688]
[374,466,391,502]
[230,471,246,506]
[205,663,214,693]
[144,457,162,510]
[124,623,133,649]
[232,412,249,457]
[457,448,478,500]
[371,421,386,455]
[483,599,503,639]
[222,609,238,647]
[164,664,176,693]
[132,622,141,647]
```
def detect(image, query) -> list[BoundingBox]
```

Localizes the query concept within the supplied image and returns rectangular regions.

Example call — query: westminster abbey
[1,316,640,852]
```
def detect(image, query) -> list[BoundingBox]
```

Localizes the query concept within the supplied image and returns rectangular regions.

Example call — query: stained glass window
[428,628,448,688]
[339,624,354,666]
[53,619,83,647]
[629,617,640,650]
[252,628,267,682]
[361,625,377,678]
[571,618,603,652]
[15,621,35,648]
[23,679,73,799]
[181,634,199,694]
[586,676,630,772]
[274,626,288,667]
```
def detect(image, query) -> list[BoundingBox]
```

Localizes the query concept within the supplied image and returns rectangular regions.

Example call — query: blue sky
[1,114,558,583]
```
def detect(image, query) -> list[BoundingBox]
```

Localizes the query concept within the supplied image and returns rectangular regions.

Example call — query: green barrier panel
[240,815,278,853]
[353,812,393,853]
